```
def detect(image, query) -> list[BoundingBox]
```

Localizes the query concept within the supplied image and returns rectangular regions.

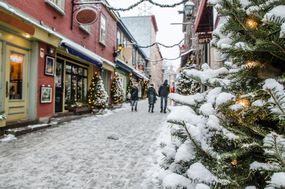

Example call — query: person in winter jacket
[170,82,176,93]
[147,84,158,113]
[130,83,139,112]
[158,80,170,113]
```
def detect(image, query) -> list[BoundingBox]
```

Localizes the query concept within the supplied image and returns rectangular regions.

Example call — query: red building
[0,0,117,126]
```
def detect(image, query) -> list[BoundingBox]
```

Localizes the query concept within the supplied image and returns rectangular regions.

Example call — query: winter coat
[130,86,139,100]
[159,82,170,97]
[170,86,176,93]
[147,86,158,105]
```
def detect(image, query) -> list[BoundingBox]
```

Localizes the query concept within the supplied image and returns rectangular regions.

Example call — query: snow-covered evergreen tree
[160,0,285,188]
[126,75,133,98]
[176,60,200,95]
[111,72,124,105]
[87,74,108,110]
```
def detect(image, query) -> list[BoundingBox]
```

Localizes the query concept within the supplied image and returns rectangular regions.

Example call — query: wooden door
[5,45,29,121]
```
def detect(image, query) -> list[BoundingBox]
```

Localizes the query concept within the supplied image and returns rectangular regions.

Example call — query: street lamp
[113,44,123,58]
[184,1,195,18]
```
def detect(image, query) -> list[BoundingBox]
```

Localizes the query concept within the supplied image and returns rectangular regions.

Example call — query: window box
[45,0,65,15]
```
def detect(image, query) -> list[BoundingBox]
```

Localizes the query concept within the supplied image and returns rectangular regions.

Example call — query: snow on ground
[0,100,167,189]
[0,134,17,142]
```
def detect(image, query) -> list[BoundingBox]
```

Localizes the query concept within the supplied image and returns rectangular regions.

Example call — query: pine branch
[167,120,215,161]
[266,89,285,117]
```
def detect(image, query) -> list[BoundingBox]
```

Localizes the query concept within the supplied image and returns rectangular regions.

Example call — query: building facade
[0,0,117,127]
[180,0,223,69]
[122,15,163,90]
[0,0,150,129]
[115,19,149,99]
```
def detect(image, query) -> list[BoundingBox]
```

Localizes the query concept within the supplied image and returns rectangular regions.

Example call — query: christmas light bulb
[245,18,258,29]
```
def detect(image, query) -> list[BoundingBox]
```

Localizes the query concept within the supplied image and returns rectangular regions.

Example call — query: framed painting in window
[45,56,55,76]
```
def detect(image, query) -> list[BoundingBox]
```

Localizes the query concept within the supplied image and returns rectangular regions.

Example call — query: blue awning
[115,59,133,73]
[60,38,102,68]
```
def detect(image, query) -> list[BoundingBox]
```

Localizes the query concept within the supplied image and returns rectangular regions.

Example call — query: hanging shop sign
[75,7,98,25]
[198,33,212,44]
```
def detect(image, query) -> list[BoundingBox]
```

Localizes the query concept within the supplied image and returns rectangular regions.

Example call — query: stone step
[5,123,53,137]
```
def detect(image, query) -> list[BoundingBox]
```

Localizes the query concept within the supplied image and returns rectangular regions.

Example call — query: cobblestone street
[0,101,167,189]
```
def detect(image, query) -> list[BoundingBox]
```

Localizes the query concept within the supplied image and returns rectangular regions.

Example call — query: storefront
[132,69,149,98]
[54,52,90,112]
[101,58,115,102]
[57,38,102,113]
[115,58,133,99]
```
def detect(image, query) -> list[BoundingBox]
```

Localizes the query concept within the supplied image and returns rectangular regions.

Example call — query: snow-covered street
[0,100,167,189]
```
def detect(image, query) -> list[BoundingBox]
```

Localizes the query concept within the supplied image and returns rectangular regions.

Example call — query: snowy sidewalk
[0,100,167,189]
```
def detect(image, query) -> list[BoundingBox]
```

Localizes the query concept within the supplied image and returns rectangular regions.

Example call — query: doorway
[55,58,64,112]
[5,45,29,121]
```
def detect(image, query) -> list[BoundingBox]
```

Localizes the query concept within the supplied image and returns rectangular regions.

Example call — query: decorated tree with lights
[110,72,124,105]
[176,60,200,95]
[126,74,133,98]
[160,0,285,188]
[143,80,150,98]
[87,73,108,110]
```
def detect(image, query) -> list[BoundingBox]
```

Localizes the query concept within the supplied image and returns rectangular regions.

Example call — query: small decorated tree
[110,72,124,105]
[176,60,200,95]
[87,73,108,110]
[126,74,133,98]
[143,80,150,98]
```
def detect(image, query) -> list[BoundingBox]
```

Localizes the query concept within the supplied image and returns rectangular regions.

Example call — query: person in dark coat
[158,79,170,113]
[130,83,139,112]
[147,84,158,113]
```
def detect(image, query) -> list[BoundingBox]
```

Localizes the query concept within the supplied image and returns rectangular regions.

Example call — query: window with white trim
[123,36,127,48]
[99,14,107,44]
[45,0,65,14]
[116,30,121,48]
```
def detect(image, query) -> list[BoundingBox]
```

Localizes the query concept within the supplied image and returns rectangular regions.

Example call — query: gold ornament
[236,98,249,108]
[245,61,262,69]
[231,159,238,166]
[245,18,258,30]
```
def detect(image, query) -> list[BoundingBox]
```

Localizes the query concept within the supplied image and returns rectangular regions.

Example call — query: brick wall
[37,42,55,118]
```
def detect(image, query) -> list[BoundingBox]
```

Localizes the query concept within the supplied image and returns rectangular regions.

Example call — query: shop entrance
[55,58,64,112]
[5,45,29,121]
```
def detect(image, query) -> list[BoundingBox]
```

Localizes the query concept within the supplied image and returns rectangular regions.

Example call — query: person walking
[159,80,170,113]
[170,82,176,93]
[130,83,139,112]
[147,84,158,113]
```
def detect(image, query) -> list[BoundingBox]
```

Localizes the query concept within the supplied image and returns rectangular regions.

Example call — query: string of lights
[145,48,195,62]
[131,39,184,49]
[107,0,188,11]
[76,0,188,11]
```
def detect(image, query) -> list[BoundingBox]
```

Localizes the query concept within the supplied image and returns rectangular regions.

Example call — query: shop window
[65,63,88,109]
[9,53,24,100]
[99,14,107,45]
[45,0,65,15]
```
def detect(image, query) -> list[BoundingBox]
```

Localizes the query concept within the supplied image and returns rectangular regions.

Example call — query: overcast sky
[107,0,184,69]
